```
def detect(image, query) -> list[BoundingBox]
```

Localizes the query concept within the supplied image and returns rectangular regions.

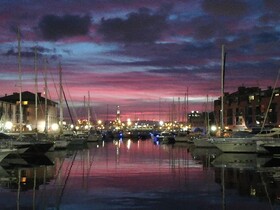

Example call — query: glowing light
[51,123,59,131]
[127,139,131,149]
[210,125,217,132]
[4,121,13,130]
[26,124,32,131]
[21,177,27,183]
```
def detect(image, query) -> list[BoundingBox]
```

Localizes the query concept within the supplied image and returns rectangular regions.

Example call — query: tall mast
[34,46,38,137]
[87,91,91,129]
[206,94,210,136]
[186,87,189,125]
[220,45,226,134]
[44,58,48,135]
[177,97,180,122]
[17,27,23,138]
[59,63,63,134]
[158,97,161,122]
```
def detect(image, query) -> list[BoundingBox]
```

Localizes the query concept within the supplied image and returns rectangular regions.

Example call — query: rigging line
[86,149,96,177]
[53,158,67,185]
[261,69,280,132]
[63,80,78,122]
[62,86,75,126]
[260,172,273,210]
[56,151,78,208]
[48,67,59,104]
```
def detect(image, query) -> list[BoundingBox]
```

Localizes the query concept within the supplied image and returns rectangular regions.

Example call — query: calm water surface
[0,139,279,210]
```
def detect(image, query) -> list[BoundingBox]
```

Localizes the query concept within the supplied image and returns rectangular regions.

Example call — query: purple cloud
[38,14,91,41]
[98,8,168,43]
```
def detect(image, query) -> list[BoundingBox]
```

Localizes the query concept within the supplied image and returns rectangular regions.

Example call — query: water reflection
[0,153,55,210]
[0,140,280,209]
[212,153,280,209]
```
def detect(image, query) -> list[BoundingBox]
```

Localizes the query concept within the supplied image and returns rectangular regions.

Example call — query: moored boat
[212,136,279,153]
[193,137,216,148]
[152,131,175,144]
[87,130,103,142]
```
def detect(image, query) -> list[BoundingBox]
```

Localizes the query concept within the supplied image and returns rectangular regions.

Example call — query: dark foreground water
[0,139,279,210]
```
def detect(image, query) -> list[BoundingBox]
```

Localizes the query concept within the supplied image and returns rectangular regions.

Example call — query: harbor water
[0,139,279,210]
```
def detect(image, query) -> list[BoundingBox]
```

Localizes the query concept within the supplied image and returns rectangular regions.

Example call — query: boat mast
[59,63,63,134]
[44,58,48,135]
[17,27,23,139]
[220,45,226,136]
[34,46,38,138]
[206,94,210,136]
[87,91,91,129]
[186,88,189,126]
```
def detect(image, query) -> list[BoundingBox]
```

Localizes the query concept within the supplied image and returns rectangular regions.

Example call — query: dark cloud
[191,16,226,40]
[98,7,168,43]
[38,14,91,41]
[254,31,280,44]
[3,46,58,60]
[259,13,280,24]
[264,0,280,13]
[202,0,249,17]
[4,48,36,58]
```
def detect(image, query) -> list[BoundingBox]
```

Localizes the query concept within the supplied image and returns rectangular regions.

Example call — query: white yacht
[212,127,280,153]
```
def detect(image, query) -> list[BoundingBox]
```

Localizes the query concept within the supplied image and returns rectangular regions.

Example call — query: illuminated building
[214,86,280,130]
[0,91,57,132]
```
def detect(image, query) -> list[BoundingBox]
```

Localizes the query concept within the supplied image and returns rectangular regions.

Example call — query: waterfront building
[0,91,57,132]
[187,111,214,133]
[214,86,280,130]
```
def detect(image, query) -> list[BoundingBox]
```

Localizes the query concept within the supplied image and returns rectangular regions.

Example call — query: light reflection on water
[0,139,279,209]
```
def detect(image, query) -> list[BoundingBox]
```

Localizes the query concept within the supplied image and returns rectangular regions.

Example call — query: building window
[249,95,254,103]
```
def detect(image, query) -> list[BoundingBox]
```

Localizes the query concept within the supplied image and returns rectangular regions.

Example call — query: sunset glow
[0,0,279,122]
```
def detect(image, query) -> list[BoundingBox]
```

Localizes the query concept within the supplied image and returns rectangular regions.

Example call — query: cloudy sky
[0,0,279,122]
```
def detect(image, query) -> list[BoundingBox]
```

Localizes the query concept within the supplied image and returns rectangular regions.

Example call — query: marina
[0,138,279,209]
[0,1,280,210]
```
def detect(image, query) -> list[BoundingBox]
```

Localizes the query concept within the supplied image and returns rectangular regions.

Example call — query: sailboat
[5,30,54,155]
[87,92,102,142]
[54,63,88,148]
[53,63,71,149]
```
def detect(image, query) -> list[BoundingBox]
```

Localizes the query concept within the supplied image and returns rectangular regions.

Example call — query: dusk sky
[1,0,280,122]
